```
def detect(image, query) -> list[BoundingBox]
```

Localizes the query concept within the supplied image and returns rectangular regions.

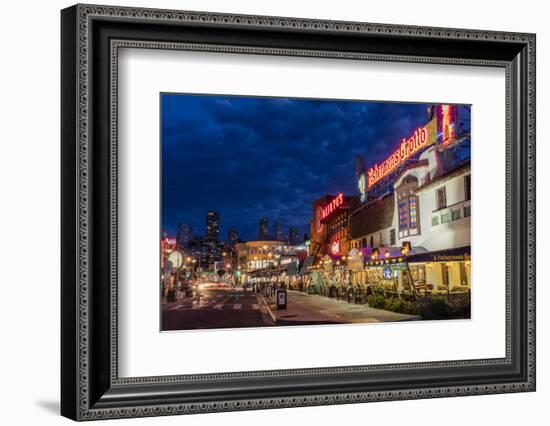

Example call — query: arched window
[397,175,421,238]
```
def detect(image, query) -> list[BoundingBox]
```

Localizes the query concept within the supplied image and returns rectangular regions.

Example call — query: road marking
[252,304,259,310]
[233,304,242,310]
[213,304,223,309]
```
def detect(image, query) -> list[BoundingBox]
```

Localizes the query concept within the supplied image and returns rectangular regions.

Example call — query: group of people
[251,281,286,299]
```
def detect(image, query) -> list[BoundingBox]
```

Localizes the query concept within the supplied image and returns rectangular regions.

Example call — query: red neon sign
[366,118,437,189]
[315,193,344,232]
[163,237,177,248]
[438,104,456,147]
[161,237,177,267]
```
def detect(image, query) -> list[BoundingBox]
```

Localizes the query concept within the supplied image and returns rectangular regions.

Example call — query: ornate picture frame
[61,4,535,420]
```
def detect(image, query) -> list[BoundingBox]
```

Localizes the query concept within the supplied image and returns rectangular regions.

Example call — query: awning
[247,269,271,277]
[286,262,299,276]
[347,248,364,272]
[299,256,315,274]
[406,246,470,263]
[362,246,427,260]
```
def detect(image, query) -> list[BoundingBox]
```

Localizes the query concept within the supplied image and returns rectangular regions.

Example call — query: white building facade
[350,145,471,294]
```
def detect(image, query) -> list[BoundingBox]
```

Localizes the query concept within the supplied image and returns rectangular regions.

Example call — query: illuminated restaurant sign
[315,193,344,232]
[437,104,457,148]
[162,237,177,249]
[363,117,437,191]
[161,237,177,267]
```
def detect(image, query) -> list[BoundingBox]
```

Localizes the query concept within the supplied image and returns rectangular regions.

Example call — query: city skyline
[169,213,308,244]
[162,94,453,240]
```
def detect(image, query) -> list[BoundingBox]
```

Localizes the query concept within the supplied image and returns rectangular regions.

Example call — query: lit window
[396,175,420,235]
[409,197,417,228]
[399,200,408,230]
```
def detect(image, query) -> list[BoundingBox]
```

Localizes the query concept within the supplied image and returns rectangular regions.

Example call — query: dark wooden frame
[61,4,536,421]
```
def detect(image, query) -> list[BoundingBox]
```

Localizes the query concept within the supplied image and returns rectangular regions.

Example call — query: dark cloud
[161,94,436,240]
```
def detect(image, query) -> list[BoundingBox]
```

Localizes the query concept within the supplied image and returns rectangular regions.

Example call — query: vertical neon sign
[438,104,456,147]
[316,193,344,232]
[358,174,367,202]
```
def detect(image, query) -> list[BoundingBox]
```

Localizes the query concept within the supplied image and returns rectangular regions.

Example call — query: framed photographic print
[61,4,536,421]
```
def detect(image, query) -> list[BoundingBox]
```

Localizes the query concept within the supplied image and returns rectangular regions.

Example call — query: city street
[162,283,420,331]
[162,286,274,331]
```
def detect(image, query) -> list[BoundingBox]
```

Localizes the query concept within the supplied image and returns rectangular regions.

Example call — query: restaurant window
[390,229,396,245]
[459,262,469,287]
[397,175,420,235]
[437,186,447,210]
[410,265,426,283]
[464,175,471,201]
[441,264,450,288]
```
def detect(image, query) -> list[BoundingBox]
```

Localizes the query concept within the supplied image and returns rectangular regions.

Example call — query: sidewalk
[257,290,420,325]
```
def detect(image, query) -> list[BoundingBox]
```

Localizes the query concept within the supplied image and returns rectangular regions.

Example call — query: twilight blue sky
[161,94,443,241]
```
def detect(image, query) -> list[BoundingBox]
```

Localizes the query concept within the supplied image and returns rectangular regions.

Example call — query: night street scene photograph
[161,93,472,331]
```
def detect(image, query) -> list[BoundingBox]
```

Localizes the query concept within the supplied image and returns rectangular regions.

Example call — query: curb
[256,293,277,323]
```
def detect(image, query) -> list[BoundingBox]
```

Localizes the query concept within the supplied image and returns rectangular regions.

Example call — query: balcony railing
[431,199,471,227]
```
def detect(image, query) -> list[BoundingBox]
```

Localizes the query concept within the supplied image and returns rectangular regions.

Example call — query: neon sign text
[315,193,344,232]
[366,118,437,189]
[319,193,344,222]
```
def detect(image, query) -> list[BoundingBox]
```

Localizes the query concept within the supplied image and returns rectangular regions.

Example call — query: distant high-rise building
[206,211,220,242]
[228,229,239,245]
[259,217,269,240]
[288,227,299,246]
[177,223,192,247]
[274,221,283,241]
